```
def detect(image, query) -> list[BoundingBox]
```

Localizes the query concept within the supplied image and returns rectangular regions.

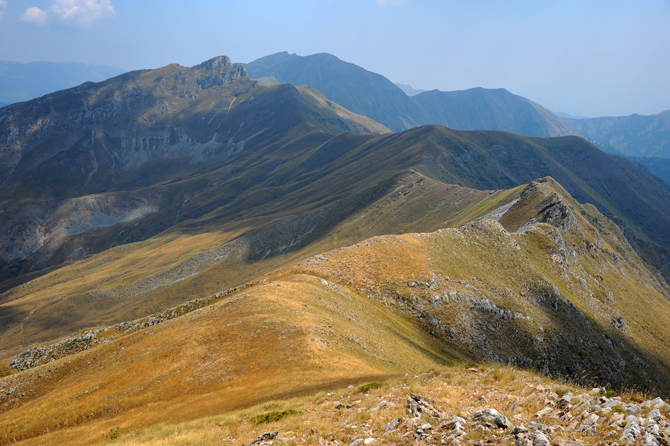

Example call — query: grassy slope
[0,274,462,445]
[288,179,670,393]
[0,172,517,358]
[100,366,668,446]
[2,178,670,445]
[4,123,670,362]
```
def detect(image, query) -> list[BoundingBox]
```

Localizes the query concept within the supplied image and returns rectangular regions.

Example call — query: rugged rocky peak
[499,178,579,233]
[196,55,233,70]
[190,55,248,88]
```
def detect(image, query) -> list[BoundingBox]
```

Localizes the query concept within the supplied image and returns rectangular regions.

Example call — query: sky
[0,0,668,117]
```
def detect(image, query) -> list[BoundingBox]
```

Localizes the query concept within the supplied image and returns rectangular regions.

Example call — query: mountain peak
[195,55,233,71]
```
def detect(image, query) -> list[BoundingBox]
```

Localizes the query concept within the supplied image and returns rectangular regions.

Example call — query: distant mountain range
[565,110,670,159]
[0,60,125,105]
[3,55,668,173]
[246,52,574,137]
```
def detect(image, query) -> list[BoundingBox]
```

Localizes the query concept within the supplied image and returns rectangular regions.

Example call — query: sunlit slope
[2,177,670,445]
[0,274,462,445]
[0,171,518,358]
[287,178,670,394]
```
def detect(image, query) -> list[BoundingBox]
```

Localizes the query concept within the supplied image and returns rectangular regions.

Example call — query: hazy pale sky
[0,0,668,117]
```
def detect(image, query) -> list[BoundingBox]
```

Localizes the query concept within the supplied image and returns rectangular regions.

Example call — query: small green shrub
[611,406,626,414]
[250,409,301,425]
[357,382,384,393]
[604,390,616,398]
[109,426,121,439]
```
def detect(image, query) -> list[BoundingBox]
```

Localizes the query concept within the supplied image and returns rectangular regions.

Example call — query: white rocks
[578,413,599,435]
[648,408,662,423]
[609,413,626,426]
[620,415,642,444]
[416,423,433,440]
[406,393,444,418]
[534,407,553,419]
[250,432,278,446]
[371,400,393,411]
[625,403,640,415]
[515,431,551,446]
[650,397,665,408]
[384,418,399,431]
[495,414,512,429]
[555,394,573,410]
[447,418,467,437]
[473,408,501,417]
[643,433,660,446]
[443,417,467,430]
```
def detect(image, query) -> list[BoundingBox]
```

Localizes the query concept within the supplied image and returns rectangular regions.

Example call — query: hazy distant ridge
[566,110,670,158]
[247,52,574,137]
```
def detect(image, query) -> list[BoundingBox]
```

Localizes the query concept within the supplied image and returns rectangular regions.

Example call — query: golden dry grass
[2,178,670,445]
[95,364,660,446]
[0,171,517,360]
[0,274,462,445]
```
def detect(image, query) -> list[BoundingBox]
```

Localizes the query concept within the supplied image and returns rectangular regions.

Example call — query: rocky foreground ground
[107,366,669,446]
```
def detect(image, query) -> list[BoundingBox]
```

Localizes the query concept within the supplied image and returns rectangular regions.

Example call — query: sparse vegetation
[250,409,301,425]
[357,382,384,393]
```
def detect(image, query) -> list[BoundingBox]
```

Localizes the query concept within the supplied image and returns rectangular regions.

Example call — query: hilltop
[4,122,670,360]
